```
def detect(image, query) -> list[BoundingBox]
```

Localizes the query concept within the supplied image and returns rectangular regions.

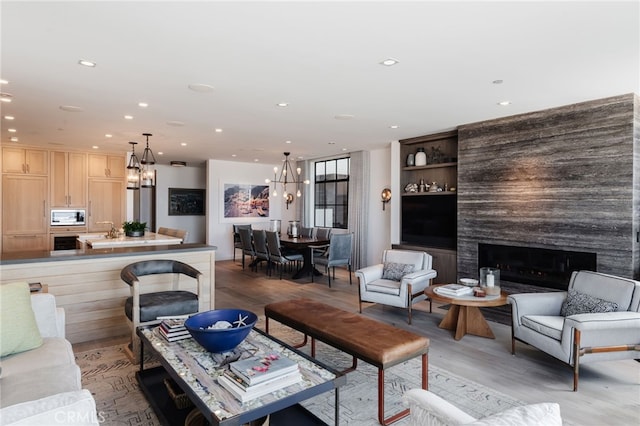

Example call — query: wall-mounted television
[401,195,456,250]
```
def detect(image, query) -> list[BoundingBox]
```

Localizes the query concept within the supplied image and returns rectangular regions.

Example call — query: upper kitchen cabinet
[88,179,125,232]
[51,151,87,208]
[88,154,125,178]
[2,147,48,175]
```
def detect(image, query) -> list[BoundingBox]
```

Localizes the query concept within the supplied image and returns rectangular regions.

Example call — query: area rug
[76,325,526,425]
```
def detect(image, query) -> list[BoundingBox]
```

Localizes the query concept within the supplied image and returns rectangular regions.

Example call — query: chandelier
[140,133,156,188]
[126,141,141,190]
[266,152,310,200]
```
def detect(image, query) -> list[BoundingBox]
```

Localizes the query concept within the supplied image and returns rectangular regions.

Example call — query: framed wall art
[169,188,206,216]
[222,183,270,219]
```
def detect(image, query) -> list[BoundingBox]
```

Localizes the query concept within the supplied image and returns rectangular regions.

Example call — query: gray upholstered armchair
[356,249,437,324]
[509,270,640,391]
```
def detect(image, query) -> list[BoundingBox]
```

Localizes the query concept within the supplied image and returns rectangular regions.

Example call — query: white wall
[366,146,393,265]
[206,159,286,260]
[156,164,207,243]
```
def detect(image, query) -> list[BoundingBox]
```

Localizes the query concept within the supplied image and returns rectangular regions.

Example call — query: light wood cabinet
[2,174,48,251]
[88,179,125,232]
[88,154,125,178]
[51,151,87,208]
[2,147,48,175]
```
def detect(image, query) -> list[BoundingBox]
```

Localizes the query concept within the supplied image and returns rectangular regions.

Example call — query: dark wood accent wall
[457,93,640,281]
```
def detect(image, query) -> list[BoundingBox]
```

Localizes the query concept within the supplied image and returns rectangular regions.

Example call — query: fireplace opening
[478,243,597,291]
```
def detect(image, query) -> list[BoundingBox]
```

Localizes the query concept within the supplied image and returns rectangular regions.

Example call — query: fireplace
[478,244,597,291]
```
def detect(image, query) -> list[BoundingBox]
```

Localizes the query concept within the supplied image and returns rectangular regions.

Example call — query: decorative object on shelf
[265,152,310,200]
[285,193,294,209]
[415,148,427,166]
[381,188,391,210]
[429,182,439,192]
[122,221,146,237]
[459,278,479,287]
[140,133,156,188]
[480,267,501,295]
[419,178,426,193]
[126,141,141,190]
[406,153,415,167]
[404,182,418,193]
[184,309,258,353]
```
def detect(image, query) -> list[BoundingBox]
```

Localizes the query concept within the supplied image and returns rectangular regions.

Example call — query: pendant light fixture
[126,141,141,190]
[140,132,156,187]
[265,152,310,201]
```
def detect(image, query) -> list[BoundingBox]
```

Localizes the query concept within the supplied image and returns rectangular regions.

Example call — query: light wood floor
[75,259,640,425]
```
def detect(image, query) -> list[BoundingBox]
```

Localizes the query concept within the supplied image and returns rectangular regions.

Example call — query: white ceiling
[1,1,638,167]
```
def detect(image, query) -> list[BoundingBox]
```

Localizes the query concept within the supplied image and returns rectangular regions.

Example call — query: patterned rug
[76,324,525,425]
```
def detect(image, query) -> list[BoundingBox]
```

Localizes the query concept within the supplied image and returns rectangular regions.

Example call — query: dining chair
[311,233,353,287]
[252,229,270,274]
[265,231,304,279]
[315,227,332,240]
[300,226,314,238]
[238,227,256,270]
[233,224,252,262]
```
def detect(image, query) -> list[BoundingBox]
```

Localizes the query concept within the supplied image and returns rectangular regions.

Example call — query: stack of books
[218,354,302,403]
[436,284,474,297]
[158,318,191,342]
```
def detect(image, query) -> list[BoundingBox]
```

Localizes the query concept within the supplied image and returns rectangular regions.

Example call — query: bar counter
[0,244,217,344]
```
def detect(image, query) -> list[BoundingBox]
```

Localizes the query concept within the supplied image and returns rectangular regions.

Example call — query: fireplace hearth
[478,244,597,291]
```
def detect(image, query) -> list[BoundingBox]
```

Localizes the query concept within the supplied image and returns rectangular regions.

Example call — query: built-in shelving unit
[395,129,458,284]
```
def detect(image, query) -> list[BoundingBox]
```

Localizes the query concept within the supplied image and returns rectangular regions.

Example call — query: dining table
[279,235,330,280]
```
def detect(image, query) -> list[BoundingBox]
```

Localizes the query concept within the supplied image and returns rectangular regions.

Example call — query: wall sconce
[285,193,294,209]
[381,188,391,210]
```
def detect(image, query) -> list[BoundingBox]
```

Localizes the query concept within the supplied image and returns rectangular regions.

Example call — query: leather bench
[265,298,429,425]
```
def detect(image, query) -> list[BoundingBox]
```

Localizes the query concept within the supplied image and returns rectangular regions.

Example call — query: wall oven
[50,209,86,250]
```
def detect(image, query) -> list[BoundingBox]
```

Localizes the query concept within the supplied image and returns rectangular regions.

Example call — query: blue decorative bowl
[184,309,258,353]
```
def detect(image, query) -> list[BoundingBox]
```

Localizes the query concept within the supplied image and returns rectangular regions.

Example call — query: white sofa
[402,388,562,426]
[0,291,99,425]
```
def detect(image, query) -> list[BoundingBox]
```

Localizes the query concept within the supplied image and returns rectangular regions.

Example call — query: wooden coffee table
[425,284,508,340]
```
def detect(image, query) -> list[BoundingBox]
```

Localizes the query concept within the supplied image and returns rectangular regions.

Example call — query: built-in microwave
[51,209,86,226]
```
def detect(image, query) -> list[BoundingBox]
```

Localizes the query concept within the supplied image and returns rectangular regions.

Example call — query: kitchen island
[77,231,182,248]
[0,243,216,344]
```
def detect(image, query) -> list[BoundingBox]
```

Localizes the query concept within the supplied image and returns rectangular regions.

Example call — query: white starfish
[233,314,248,327]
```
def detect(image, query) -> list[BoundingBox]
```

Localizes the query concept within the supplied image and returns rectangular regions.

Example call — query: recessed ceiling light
[389,125,399,129]
[138,102,148,108]
[254,159,259,162]
[167,120,184,127]
[231,154,237,157]
[380,58,399,66]
[59,105,83,112]
[1,93,13,103]
[124,115,133,120]
[170,161,187,167]
[493,79,504,84]
[78,59,96,67]
[215,128,223,133]
[335,114,354,120]
[157,151,164,155]
[92,145,99,149]
[188,83,214,93]
[277,102,289,107]
[328,141,336,145]
[10,137,18,142]
[0,79,8,85]
[285,140,292,144]
[7,128,16,133]
[180,143,187,146]
[105,134,112,138]
[497,100,511,106]
[4,115,14,120]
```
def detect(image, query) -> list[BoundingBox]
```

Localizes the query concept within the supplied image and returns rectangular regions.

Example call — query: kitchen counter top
[77,231,182,248]
[0,243,216,265]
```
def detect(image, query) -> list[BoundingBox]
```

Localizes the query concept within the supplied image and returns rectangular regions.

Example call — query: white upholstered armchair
[356,249,437,324]
[509,270,640,391]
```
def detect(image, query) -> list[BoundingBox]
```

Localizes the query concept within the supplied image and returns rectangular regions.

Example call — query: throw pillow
[468,402,562,426]
[0,281,43,357]
[381,262,415,281]
[560,289,618,317]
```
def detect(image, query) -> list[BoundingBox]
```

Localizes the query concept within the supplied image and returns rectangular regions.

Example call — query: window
[314,157,349,228]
